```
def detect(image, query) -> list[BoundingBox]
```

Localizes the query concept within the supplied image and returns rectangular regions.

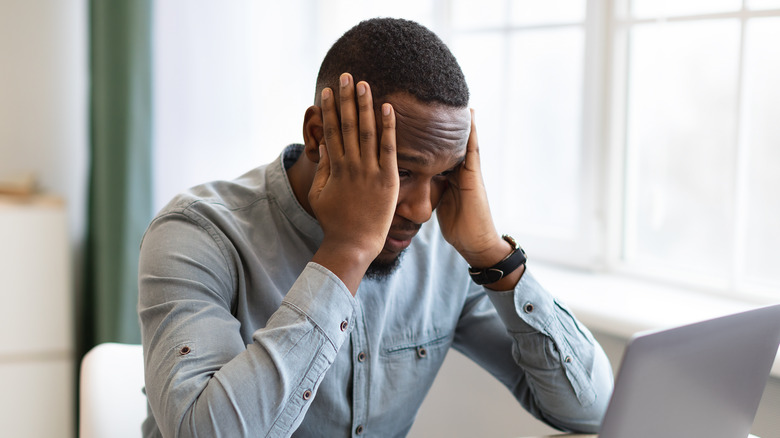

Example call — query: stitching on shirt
[150,209,238,308]
[266,341,327,438]
[280,300,339,352]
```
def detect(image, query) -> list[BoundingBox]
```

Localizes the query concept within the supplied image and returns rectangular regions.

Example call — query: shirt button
[302,390,312,400]
[523,303,534,313]
[357,351,366,362]
[340,320,349,331]
[564,356,573,363]
[355,425,364,435]
[417,346,428,358]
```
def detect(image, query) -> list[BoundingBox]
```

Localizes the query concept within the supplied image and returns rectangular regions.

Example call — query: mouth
[384,234,414,253]
[382,226,420,255]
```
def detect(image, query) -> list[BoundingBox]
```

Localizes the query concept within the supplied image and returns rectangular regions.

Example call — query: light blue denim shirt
[138,145,613,438]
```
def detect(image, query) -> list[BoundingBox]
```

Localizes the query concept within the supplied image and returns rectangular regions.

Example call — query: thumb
[310,144,330,198]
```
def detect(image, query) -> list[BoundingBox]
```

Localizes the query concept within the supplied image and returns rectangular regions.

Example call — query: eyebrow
[396,153,432,166]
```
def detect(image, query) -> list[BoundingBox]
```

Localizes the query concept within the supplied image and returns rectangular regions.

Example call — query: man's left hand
[436,110,524,289]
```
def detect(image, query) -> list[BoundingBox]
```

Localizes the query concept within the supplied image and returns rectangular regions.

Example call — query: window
[448,0,780,301]
[448,0,599,268]
[613,1,780,300]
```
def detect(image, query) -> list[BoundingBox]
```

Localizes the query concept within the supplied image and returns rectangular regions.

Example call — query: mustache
[391,219,421,233]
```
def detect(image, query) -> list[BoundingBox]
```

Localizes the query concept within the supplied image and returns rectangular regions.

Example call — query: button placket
[349,304,369,438]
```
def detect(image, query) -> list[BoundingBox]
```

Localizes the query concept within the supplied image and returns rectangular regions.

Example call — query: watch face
[502,234,518,250]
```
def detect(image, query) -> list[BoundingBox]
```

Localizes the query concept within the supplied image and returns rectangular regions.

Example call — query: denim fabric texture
[138,145,613,438]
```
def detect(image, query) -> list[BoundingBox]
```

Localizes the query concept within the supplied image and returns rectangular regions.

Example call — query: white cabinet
[0,197,73,437]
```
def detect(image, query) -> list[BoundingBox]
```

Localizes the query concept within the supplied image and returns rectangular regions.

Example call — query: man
[139,18,613,437]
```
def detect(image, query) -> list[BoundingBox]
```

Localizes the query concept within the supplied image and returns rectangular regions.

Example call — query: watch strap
[468,235,527,285]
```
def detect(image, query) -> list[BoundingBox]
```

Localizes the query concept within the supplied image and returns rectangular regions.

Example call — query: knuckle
[380,142,395,155]
[323,126,340,141]
[341,120,356,134]
[345,161,361,178]
[360,130,374,144]
[358,99,372,113]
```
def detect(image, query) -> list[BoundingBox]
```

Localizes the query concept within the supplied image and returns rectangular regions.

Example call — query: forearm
[141,250,356,437]
[485,271,613,432]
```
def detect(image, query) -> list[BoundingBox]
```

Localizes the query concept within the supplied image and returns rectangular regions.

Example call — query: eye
[398,169,412,179]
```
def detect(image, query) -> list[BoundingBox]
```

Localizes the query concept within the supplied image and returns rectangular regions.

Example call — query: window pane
[450,34,506,228]
[510,0,586,25]
[501,28,584,238]
[742,17,780,288]
[625,20,740,280]
[748,0,780,9]
[451,0,506,29]
[632,0,741,18]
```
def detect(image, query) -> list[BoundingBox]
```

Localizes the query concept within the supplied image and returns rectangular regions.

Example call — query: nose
[396,182,435,225]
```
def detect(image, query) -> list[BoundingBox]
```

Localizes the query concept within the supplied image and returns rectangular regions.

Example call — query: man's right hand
[308,73,399,295]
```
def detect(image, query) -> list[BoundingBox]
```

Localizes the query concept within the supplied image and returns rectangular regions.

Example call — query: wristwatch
[468,235,527,285]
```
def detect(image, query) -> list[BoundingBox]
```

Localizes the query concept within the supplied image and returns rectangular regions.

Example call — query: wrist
[312,239,378,295]
[467,234,527,288]
[460,234,512,269]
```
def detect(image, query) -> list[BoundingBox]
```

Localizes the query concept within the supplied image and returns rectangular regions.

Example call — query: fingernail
[357,82,366,96]
[383,103,391,116]
[340,73,349,87]
[321,88,331,101]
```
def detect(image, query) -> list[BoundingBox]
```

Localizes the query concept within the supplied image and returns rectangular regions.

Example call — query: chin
[364,250,406,281]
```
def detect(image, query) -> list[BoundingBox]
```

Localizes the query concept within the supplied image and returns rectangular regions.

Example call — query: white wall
[0,0,89,247]
[0,2,87,436]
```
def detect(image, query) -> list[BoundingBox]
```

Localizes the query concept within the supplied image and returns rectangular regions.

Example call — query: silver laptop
[598,304,780,438]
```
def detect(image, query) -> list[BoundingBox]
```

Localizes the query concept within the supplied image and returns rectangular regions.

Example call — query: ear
[302,105,323,164]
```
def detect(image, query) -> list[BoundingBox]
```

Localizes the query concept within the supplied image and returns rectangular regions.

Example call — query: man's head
[315,18,469,107]
[299,18,473,280]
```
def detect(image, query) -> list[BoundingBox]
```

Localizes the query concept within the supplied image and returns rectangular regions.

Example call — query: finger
[338,73,360,160]
[356,81,378,165]
[379,103,398,176]
[320,87,344,159]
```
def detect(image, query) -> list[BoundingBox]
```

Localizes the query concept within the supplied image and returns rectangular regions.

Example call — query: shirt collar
[266,144,324,244]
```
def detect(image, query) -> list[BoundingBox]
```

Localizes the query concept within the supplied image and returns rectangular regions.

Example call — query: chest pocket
[380,330,450,363]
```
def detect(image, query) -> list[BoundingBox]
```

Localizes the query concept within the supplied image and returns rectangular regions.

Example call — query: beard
[364,248,407,281]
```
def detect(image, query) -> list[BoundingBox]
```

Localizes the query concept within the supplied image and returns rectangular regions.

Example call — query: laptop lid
[598,304,780,438]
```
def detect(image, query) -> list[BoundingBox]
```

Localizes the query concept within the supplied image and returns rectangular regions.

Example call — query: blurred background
[1,0,778,437]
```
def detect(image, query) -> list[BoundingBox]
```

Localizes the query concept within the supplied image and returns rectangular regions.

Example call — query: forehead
[381,93,471,168]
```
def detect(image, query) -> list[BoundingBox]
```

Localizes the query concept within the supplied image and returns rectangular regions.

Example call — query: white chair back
[79,343,146,438]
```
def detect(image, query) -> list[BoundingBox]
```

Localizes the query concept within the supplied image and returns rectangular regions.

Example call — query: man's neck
[285,151,317,217]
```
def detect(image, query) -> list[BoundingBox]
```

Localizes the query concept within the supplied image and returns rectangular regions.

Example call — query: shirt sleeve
[138,213,356,438]
[452,269,614,433]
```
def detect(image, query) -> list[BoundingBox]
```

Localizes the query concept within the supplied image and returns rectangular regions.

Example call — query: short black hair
[316,18,469,108]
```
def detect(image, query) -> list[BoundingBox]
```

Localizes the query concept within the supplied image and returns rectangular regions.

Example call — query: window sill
[530,262,780,379]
